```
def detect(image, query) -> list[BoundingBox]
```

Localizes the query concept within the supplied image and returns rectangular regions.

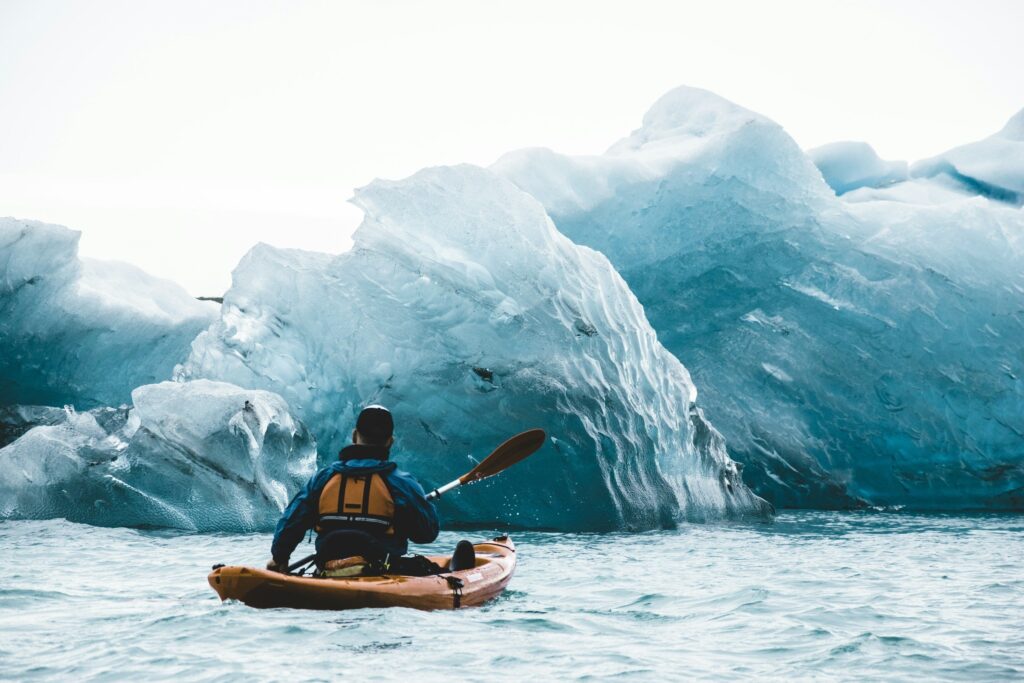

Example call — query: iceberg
[177,164,771,530]
[808,141,908,195]
[6,86,1017,522]
[0,380,316,531]
[911,108,1024,205]
[495,86,1024,511]
[0,405,67,449]
[0,218,217,409]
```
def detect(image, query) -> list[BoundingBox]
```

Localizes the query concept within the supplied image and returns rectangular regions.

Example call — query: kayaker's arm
[270,468,328,564]
[389,470,440,545]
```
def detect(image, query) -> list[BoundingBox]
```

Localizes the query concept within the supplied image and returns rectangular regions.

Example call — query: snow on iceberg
[808,141,908,195]
[495,86,1024,511]
[0,380,316,531]
[177,164,771,530]
[0,218,217,409]
[911,108,1024,205]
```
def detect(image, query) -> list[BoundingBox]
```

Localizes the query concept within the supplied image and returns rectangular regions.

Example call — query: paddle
[285,428,546,573]
[426,428,546,499]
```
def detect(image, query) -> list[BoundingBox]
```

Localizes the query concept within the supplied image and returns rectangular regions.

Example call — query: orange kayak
[208,536,516,610]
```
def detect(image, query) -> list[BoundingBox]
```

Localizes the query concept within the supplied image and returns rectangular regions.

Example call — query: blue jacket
[271,444,439,563]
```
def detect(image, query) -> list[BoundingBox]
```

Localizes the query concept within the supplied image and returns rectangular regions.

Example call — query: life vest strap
[318,514,392,528]
[317,471,397,536]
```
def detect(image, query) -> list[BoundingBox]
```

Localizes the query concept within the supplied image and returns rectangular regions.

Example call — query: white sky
[2,0,1022,295]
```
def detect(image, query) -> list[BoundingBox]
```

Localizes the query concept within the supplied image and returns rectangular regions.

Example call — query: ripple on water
[0,512,1022,681]
[0,588,74,605]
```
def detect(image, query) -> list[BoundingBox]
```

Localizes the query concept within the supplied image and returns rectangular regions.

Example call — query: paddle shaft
[288,554,316,572]
[426,478,460,500]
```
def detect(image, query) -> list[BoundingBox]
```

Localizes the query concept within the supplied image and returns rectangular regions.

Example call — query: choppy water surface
[1,512,1021,681]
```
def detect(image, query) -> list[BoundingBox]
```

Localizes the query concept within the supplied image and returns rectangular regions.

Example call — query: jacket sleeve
[389,469,440,545]
[270,468,327,562]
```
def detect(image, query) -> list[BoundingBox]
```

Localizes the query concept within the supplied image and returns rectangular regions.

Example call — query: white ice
[911,108,1024,205]
[177,164,770,529]
[0,380,316,531]
[5,86,1020,521]
[808,141,908,195]
[0,219,217,408]
[495,86,1024,511]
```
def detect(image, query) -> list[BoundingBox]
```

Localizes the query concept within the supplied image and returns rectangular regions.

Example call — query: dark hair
[356,405,394,444]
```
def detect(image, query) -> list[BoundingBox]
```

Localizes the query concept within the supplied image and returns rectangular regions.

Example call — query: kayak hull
[208,536,515,611]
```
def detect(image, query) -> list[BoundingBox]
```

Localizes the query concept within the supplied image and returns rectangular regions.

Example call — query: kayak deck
[208,536,515,611]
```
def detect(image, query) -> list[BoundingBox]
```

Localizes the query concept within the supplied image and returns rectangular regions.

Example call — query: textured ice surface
[841,175,981,206]
[0,405,67,448]
[178,164,770,530]
[0,219,217,408]
[496,86,1024,510]
[911,108,1024,205]
[808,141,908,195]
[0,380,316,530]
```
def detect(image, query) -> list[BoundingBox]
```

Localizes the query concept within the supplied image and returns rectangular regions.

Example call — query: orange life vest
[316,472,396,536]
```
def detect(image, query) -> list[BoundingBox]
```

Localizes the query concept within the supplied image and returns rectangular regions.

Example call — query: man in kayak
[266,405,440,573]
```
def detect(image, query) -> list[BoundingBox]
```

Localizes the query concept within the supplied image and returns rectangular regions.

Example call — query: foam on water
[1,513,1020,680]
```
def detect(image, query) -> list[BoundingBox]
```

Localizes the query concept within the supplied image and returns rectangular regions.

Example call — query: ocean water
[0,512,1021,681]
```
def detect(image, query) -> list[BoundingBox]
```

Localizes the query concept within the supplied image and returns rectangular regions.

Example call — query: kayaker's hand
[266,558,288,573]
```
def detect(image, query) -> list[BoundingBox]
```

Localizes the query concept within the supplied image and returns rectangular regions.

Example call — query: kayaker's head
[352,404,394,449]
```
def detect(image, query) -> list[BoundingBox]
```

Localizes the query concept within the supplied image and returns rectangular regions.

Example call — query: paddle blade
[459,428,546,484]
